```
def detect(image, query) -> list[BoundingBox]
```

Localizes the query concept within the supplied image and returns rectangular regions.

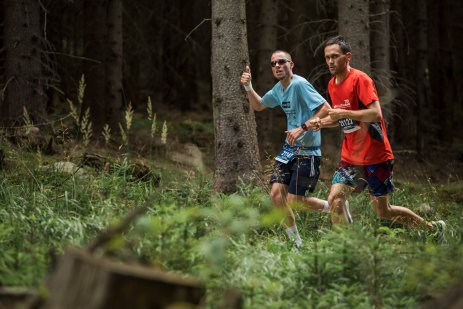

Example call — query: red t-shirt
[328,68,394,165]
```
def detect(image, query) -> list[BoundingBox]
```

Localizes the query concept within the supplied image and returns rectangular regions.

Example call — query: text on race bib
[275,144,295,164]
[338,118,361,133]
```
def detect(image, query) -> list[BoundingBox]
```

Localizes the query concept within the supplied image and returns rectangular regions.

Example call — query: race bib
[275,144,295,164]
[338,118,360,133]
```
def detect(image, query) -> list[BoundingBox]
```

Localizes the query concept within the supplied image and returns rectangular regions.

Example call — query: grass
[0,140,462,308]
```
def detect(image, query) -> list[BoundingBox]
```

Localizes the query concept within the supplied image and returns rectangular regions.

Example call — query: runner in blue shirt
[240,50,352,247]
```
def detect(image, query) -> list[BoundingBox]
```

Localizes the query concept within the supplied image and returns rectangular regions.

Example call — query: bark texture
[211,0,262,193]
[338,0,371,75]
[254,0,279,152]
[83,0,109,134]
[370,0,394,122]
[43,247,205,309]
[106,0,124,131]
[2,0,47,126]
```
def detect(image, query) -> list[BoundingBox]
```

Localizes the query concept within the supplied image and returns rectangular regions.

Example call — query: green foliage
[174,119,214,145]
[66,74,93,145]
[0,146,462,308]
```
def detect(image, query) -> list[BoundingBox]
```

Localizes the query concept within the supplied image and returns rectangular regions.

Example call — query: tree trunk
[211,0,262,193]
[437,0,457,146]
[414,0,429,155]
[370,0,394,124]
[389,0,402,145]
[105,0,124,131]
[338,0,371,75]
[287,0,309,76]
[83,0,108,135]
[427,0,440,149]
[2,0,47,127]
[254,0,279,154]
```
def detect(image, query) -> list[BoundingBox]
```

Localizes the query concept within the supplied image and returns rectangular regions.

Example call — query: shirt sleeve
[299,80,326,111]
[357,73,379,106]
[261,89,279,108]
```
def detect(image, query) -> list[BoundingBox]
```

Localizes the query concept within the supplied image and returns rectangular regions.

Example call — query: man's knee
[328,195,344,213]
[371,196,392,219]
[269,188,285,207]
[373,206,392,219]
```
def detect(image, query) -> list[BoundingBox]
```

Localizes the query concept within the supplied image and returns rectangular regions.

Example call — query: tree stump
[43,247,204,309]
[0,287,36,308]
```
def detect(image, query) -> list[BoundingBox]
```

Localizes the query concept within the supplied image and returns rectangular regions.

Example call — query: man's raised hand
[241,66,253,91]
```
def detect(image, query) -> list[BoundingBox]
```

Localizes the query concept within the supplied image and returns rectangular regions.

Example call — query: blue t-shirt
[261,75,325,156]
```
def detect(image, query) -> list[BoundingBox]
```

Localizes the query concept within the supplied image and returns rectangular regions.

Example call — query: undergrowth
[0,143,462,308]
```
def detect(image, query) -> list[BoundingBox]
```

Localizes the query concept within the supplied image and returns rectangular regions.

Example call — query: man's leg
[370,196,446,242]
[269,183,303,246]
[284,195,329,213]
[290,156,329,213]
[369,195,430,228]
[328,183,353,224]
[269,182,292,225]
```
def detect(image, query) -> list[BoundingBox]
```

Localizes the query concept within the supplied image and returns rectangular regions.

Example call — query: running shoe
[343,200,353,224]
[430,220,446,243]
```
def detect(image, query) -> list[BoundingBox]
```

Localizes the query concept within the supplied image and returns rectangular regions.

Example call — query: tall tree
[287,0,309,76]
[254,0,279,153]
[436,0,457,146]
[370,0,394,123]
[2,0,47,127]
[106,0,123,130]
[414,0,430,154]
[211,0,261,193]
[338,0,370,75]
[82,0,124,136]
[389,0,413,147]
[83,0,108,135]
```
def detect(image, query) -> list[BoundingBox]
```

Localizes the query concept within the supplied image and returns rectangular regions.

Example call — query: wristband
[244,81,252,91]
[301,122,309,131]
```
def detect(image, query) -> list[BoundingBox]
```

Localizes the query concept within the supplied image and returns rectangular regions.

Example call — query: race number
[338,118,360,133]
[275,144,295,164]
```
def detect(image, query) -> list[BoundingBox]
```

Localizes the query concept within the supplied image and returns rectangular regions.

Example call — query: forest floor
[156,107,463,184]
[2,107,462,308]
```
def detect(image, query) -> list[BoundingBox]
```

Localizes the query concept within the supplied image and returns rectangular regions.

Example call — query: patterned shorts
[332,160,395,196]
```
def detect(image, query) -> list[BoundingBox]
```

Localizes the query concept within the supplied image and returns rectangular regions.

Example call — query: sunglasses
[270,59,290,67]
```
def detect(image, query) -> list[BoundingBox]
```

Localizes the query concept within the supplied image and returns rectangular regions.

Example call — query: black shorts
[270,156,321,196]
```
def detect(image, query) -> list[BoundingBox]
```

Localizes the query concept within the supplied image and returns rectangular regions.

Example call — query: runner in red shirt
[310,35,445,241]
[327,67,393,165]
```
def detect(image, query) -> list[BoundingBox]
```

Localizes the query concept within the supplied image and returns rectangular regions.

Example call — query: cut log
[0,287,36,308]
[43,247,205,309]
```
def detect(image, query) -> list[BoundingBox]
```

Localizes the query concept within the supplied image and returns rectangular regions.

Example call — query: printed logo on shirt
[282,101,291,109]
[338,99,351,109]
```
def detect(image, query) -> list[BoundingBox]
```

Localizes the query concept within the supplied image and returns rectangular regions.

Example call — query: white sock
[286,225,302,247]
[322,200,330,213]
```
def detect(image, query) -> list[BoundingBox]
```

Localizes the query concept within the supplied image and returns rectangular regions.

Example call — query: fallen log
[0,287,37,309]
[42,247,205,309]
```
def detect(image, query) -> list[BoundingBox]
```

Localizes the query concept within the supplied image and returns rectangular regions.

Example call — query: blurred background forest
[0,0,462,168]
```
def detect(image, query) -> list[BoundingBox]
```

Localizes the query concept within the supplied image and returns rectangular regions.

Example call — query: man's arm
[240,66,267,112]
[309,115,339,132]
[307,102,331,125]
[286,101,331,146]
[328,100,382,122]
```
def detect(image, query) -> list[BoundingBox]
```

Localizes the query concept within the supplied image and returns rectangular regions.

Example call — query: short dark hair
[324,35,351,54]
[272,50,292,61]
